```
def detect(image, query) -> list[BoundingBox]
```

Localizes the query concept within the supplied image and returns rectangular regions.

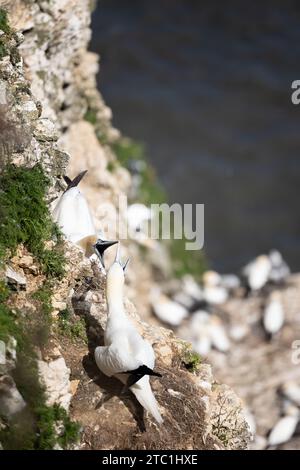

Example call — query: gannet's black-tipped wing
[122,365,162,388]
[63,170,88,192]
[63,175,72,186]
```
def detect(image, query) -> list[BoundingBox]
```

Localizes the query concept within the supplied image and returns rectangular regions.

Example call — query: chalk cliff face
[0,0,250,449]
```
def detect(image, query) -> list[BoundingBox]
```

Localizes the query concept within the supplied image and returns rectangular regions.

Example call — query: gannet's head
[93,235,118,269]
[106,243,129,293]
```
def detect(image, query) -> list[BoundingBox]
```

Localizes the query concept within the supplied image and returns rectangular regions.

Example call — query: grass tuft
[182,348,202,373]
[57,309,87,343]
[0,8,10,34]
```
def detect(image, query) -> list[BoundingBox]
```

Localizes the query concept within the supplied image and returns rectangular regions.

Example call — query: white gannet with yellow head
[52,170,117,268]
[94,243,163,424]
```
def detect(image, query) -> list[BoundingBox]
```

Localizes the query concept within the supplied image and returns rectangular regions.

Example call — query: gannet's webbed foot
[121,365,162,388]
[63,170,88,191]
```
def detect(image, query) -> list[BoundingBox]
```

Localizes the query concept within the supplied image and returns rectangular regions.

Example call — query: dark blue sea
[91,0,300,272]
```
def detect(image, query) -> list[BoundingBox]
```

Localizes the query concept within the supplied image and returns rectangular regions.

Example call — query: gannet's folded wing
[94,344,139,378]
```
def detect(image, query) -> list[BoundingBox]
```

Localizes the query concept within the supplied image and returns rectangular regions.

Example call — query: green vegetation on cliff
[0,164,79,449]
[0,164,65,277]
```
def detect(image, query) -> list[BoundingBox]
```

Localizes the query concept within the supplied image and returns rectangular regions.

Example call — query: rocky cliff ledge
[0,0,250,449]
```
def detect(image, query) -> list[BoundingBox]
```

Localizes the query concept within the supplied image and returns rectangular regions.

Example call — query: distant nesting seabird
[243,255,271,291]
[269,250,290,284]
[263,291,284,336]
[151,287,188,326]
[268,413,299,447]
[202,271,228,305]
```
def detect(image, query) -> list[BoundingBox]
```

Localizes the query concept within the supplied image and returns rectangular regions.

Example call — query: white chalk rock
[5,266,26,289]
[0,375,26,418]
[263,292,284,335]
[268,415,299,447]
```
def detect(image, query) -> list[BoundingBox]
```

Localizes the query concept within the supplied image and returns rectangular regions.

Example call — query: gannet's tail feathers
[63,170,88,191]
[123,365,162,388]
[131,376,163,424]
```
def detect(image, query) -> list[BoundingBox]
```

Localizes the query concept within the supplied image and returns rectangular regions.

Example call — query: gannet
[281,382,300,407]
[95,244,163,424]
[243,255,271,291]
[202,271,228,305]
[181,274,203,301]
[188,311,230,355]
[151,287,188,326]
[263,291,284,336]
[209,316,230,353]
[190,311,212,356]
[52,171,117,267]
[268,413,299,447]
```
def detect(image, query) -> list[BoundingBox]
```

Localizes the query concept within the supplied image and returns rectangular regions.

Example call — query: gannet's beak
[115,242,121,264]
[94,239,118,268]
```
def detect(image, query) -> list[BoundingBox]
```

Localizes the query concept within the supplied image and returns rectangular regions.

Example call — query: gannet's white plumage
[243,255,272,291]
[269,250,290,283]
[281,382,300,407]
[52,171,117,265]
[268,414,299,447]
[95,245,163,424]
[53,185,96,245]
[151,288,188,326]
[52,171,96,251]
[202,271,228,305]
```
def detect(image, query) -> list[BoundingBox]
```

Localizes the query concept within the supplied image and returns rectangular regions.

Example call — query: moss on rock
[0,164,65,277]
